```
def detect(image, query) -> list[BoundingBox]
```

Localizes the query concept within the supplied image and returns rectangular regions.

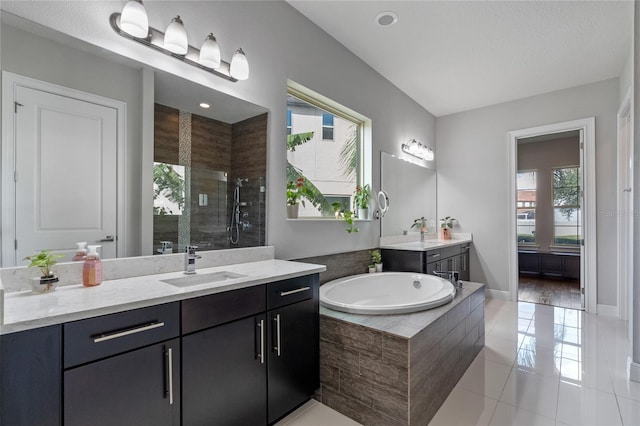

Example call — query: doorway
[507,118,597,313]
[516,132,583,309]
[1,72,126,265]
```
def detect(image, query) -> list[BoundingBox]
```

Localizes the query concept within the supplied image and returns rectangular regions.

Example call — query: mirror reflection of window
[153,162,185,216]
[516,170,537,244]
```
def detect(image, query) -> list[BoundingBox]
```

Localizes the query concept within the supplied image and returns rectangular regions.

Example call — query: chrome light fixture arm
[110,13,239,82]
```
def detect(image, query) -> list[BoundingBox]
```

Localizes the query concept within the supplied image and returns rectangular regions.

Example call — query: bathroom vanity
[381,236,472,280]
[0,256,323,426]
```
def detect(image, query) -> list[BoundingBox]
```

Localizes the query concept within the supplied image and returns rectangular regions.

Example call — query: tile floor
[280,299,640,426]
[518,276,582,310]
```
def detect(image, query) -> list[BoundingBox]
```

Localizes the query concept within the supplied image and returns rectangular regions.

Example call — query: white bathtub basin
[320,272,455,315]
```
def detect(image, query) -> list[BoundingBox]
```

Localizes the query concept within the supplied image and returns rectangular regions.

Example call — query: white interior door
[13,86,118,263]
[617,94,633,321]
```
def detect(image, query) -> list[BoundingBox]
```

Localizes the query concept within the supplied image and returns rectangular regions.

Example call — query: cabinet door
[426,260,442,275]
[268,298,318,424]
[64,338,180,426]
[1,325,61,426]
[182,315,267,426]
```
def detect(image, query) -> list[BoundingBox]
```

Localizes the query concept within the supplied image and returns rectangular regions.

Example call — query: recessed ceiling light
[199,102,210,109]
[375,11,398,27]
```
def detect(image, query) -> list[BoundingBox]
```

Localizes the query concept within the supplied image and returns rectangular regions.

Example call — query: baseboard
[597,304,618,317]
[629,359,640,382]
[485,289,512,300]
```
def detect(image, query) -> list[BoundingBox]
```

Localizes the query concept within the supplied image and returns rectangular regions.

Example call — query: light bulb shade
[164,16,188,55]
[120,0,149,38]
[199,34,221,69]
[230,48,249,80]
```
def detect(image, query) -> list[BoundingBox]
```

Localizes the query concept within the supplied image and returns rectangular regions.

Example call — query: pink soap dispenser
[72,242,87,261]
[82,245,102,287]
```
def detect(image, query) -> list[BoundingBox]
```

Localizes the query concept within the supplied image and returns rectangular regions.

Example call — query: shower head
[236,178,248,187]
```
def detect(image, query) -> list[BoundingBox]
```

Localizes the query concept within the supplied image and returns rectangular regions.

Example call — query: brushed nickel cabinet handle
[167,347,174,405]
[430,253,440,258]
[257,319,265,364]
[92,321,165,343]
[280,287,310,297]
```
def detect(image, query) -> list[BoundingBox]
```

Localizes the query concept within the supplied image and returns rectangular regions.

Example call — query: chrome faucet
[434,270,462,291]
[184,245,201,275]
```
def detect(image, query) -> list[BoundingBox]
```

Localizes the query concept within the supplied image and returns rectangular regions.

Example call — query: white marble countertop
[380,236,472,251]
[1,259,325,335]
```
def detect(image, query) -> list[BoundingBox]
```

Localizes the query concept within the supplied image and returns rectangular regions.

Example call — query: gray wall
[0,1,436,260]
[1,22,143,256]
[436,78,619,306]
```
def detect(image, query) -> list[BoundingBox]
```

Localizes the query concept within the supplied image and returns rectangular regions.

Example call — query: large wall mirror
[0,11,269,266]
[380,151,437,237]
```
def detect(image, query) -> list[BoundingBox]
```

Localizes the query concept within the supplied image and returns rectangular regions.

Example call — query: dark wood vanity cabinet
[63,302,181,426]
[0,273,320,426]
[383,243,471,281]
[181,274,320,426]
[1,325,62,426]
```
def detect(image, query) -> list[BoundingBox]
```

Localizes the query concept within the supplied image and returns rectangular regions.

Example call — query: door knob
[99,235,115,242]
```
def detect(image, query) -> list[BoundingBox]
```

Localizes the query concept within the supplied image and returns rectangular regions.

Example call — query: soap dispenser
[82,245,103,287]
[72,242,88,261]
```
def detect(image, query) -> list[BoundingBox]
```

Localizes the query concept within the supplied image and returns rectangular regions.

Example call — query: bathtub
[320,272,456,315]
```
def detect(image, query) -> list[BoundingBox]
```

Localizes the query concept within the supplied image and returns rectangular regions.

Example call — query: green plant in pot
[24,250,64,293]
[440,216,457,240]
[286,177,309,219]
[411,216,429,239]
[371,249,383,272]
[332,201,359,234]
[353,184,371,220]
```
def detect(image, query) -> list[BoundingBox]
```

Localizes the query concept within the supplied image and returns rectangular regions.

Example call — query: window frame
[321,112,334,140]
[286,84,370,219]
[552,165,581,246]
[516,169,537,245]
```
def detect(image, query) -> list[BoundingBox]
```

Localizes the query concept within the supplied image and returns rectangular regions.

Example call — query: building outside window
[322,113,334,140]
[516,170,536,243]
[553,166,581,245]
[286,89,363,217]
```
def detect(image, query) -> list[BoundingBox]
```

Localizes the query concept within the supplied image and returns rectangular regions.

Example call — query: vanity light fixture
[402,139,434,161]
[110,4,249,82]
[163,16,188,55]
[119,0,149,38]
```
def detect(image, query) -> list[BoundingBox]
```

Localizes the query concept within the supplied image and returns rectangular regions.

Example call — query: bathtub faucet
[434,270,462,291]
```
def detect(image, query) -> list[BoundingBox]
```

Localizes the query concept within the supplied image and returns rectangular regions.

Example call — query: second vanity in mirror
[0,11,268,267]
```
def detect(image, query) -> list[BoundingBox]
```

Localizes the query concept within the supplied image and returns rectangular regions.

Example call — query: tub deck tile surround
[318,282,485,426]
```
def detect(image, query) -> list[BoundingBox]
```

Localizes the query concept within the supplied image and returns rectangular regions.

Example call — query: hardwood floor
[518,275,582,310]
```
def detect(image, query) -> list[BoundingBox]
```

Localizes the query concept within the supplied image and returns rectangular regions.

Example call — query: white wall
[436,79,619,306]
[0,1,436,260]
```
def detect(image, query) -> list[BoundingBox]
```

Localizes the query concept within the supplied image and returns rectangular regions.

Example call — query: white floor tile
[555,382,622,425]
[275,400,362,426]
[489,401,555,426]
[515,347,561,379]
[458,356,513,399]
[428,387,497,426]
[617,395,640,426]
[483,335,521,367]
[499,368,559,419]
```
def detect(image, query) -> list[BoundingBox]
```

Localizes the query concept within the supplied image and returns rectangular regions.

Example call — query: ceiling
[288,1,633,117]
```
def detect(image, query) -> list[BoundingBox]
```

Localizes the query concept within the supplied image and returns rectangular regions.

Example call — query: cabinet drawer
[425,249,441,263]
[182,285,265,334]
[64,302,180,368]
[440,245,461,259]
[460,243,471,254]
[267,275,315,310]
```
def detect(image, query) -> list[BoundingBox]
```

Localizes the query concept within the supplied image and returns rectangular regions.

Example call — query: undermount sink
[161,271,246,288]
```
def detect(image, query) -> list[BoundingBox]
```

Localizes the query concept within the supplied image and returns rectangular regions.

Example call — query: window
[286,86,365,218]
[516,171,536,243]
[553,166,581,245]
[322,113,334,140]
[286,110,292,135]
